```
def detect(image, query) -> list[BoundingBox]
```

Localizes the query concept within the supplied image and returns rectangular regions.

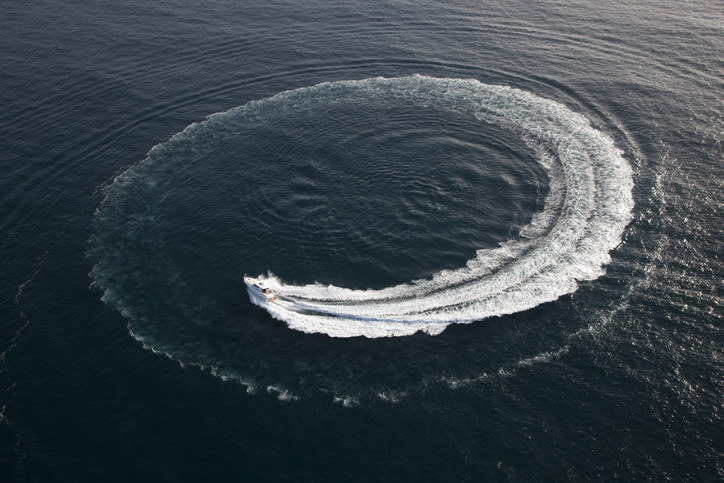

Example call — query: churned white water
[244,76,634,337]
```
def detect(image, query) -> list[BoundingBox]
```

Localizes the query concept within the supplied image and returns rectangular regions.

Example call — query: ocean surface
[1,0,721,480]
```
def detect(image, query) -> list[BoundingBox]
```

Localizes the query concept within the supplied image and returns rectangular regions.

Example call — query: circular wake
[236,76,634,337]
[89,74,635,400]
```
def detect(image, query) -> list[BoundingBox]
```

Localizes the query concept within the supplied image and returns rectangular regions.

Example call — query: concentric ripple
[91,75,633,353]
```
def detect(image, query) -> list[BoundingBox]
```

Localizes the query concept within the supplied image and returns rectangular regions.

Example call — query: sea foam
[244,76,634,337]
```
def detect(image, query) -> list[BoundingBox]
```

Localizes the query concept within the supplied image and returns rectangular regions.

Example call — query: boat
[243,276,278,302]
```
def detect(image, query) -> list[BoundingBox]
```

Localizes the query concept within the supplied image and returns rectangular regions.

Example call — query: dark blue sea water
[1,0,721,480]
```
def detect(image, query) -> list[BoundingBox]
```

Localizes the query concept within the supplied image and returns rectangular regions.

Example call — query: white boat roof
[245,276,271,290]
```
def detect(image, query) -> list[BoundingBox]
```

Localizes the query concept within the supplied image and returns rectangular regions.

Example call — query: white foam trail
[266,385,299,402]
[332,394,359,407]
[246,75,634,338]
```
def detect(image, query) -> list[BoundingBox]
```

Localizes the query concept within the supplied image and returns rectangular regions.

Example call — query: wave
[244,75,634,337]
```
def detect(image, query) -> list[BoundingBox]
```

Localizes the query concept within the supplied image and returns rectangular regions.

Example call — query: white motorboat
[244,276,278,302]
